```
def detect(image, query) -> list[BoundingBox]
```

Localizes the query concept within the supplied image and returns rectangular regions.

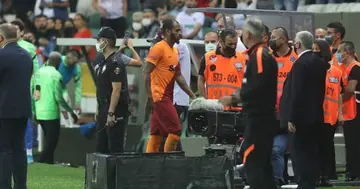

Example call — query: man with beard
[144,19,196,153]
[33,14,56,58]
[176,0,205,39]
[169,0,186,17]
[269,27,297,187]
[217,15,247,51]
[219,18,278,189]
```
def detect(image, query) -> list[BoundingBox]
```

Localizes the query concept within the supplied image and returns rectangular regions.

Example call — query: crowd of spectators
[0,0,358,61]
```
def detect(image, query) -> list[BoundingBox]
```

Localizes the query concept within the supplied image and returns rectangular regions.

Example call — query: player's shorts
[150,100,181,136]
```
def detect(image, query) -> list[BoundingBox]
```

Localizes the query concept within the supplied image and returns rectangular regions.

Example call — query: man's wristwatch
[108,112,114,116]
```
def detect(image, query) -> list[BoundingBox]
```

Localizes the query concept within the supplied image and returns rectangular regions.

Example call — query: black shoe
[275,178,284,187]
[345,172,357,181]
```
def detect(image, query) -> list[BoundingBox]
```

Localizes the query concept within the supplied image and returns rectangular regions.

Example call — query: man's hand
[218,96,233,106]
[75,105,82,114]
[106,114,116,127]
[288,122,296,133]
[32,115,38,124]
[126,39,134,49]
[61,111,69,119]
[146,97,154,113]
[34,90,41,101]
[71,113,78,124]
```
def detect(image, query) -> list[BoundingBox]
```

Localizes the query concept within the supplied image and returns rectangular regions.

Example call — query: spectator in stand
[92,0,128,38]
[158,11,171,23]
[54,18,64,37]
[131,12,144,39]
[176,0,205,39]
[77,0,97,17]
[169,0,186,17]
[140,9,160,38]
[47,18,56,31]
[34,0,69,20]
[197,0,218,19]
[274,0,298,11]
[34,14,56,58]
[63,19,77,38]
[71,13,96,60]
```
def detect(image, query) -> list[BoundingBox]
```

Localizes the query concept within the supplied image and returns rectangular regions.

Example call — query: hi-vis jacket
[342,61,360,121]
[273,48,298,113]
[203,50,247,109]
[323,65,343,125]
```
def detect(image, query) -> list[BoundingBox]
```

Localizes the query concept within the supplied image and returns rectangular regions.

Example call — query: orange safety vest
[342,61,360,121]
[323,65,343,125]
[274,49,298,113]
[204,50,247,110]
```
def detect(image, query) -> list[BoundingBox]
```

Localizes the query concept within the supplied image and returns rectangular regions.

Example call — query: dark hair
[68,49,81,59]
[161,18,178,33]
[11,20,25,32]
[273,26,289,40]
[34,14,47,19]
[327,22,345,39]
[75,13,88,24]
[340,41,356,56]
[219,28,237,41]
[264,25,270,36]
[314,39,332,62]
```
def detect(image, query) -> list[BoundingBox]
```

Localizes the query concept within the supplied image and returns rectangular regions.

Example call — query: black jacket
[280,51,330,127]
[240,43,278,115]
[0,42,33,118]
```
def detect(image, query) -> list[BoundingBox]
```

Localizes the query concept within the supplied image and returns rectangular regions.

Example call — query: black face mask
[64,27,77,38]
[223,46,236,55]
[269,40,277,51]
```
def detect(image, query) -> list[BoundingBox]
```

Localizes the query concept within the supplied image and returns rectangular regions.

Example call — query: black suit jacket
[0,42,33,118]
[280,51,330,127]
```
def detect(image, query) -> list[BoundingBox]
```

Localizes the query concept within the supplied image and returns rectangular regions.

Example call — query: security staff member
[94,27,131,153]
[219,18,278,189]
[313,39,343,185]
[197,28,247,109]
[337,41,360,181]
[268,27,297,186]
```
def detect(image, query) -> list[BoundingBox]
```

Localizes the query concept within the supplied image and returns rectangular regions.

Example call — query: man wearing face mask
[326,22,346,69]
[218,18,278,189]
[268,27,297,187]
[141,9,160,38]
[33,52,78,164]
[0,23,33,189]
[217,15,247,51]
[336,41,360,181]
[198,29,246,108]
[204,31,219,53]
[93,27,131,153]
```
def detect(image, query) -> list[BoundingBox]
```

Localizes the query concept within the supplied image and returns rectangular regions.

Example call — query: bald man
[204,31,219,52]
[217,16,247,51]
[0,23,33,189]
[315,28,327,40]
[33,52,77,165]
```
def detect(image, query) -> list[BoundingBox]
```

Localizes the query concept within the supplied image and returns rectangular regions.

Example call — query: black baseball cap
[95,27,117,42]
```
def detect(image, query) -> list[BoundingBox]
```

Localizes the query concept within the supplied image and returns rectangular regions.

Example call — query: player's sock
[164,134,180,152]
[146,135,162,153]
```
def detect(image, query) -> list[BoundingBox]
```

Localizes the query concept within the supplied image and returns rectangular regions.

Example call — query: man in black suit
[0,23,33,189]
[280,31,330,189]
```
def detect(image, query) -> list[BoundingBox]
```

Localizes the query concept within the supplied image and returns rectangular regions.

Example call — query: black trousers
[100,17,127,38]
[289,124,320,189]
[96,103,128,154]
[243,114,278,189]
[343,115,360,177]
[0,118,28,189]
[38,119,61,164]
[318,123,337,178]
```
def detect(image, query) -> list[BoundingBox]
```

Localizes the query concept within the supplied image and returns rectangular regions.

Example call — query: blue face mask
[325,35,333,45]
[335,52,343,63]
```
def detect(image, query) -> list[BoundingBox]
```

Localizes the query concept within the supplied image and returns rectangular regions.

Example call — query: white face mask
[95,41,106,53]
[142,18,152,27]
[132,22,142,31]
[205,43,217,52]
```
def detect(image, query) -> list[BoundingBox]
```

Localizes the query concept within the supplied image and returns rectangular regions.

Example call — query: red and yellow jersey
[146,40,180,102]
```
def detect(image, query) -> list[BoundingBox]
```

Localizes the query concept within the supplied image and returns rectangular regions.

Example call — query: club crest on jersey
[329,77,339,83]
[277,62,284,68]
[290,56,296,63]
[235,62,243,72]
[209,55,217,63]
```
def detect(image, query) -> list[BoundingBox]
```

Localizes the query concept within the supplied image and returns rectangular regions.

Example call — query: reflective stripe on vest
[204,50,246,110]
[342,61,360,121]
[323,66,342,125]
[274,49,298,113]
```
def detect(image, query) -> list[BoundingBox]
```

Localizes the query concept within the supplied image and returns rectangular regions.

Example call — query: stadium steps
[297,2,360,12]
